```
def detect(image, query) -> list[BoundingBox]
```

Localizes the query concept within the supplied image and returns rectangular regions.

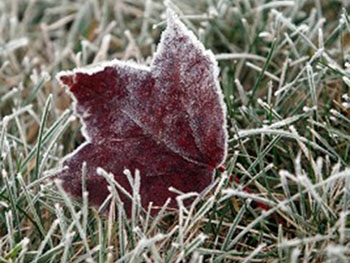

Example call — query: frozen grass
[0,0,349,262]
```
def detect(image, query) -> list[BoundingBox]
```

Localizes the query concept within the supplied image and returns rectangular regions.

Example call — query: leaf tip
[56,71,75,88]
[165,7,178,24]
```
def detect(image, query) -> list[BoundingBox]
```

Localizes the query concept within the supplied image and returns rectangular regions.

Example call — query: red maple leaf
[56,11,227,214]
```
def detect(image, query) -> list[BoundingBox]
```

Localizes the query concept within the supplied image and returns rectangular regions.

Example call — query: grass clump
[0,0,349,262]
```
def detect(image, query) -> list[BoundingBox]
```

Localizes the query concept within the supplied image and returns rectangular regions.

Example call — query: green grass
[1,0,350,262]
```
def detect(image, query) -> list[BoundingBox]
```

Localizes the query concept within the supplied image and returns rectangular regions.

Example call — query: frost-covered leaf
[56,10,227,215]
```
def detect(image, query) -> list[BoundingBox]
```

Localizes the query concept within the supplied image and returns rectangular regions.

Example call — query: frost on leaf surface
[56,10,227,215]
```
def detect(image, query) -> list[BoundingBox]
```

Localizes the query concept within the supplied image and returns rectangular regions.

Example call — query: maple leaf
[56,10,227,214]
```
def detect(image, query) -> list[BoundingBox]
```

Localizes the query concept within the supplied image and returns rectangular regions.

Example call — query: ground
[0,0,349,262]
